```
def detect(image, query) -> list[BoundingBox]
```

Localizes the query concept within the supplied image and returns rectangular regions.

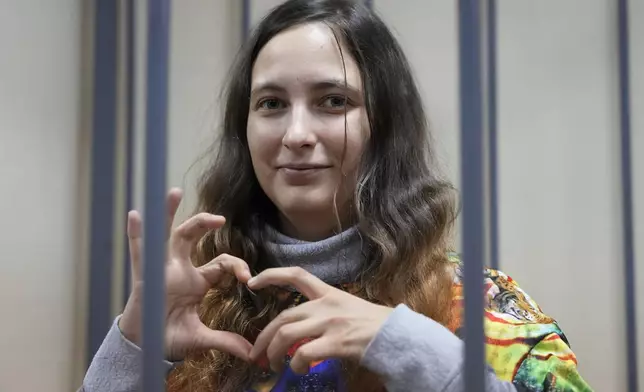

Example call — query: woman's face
[247,23,369,240]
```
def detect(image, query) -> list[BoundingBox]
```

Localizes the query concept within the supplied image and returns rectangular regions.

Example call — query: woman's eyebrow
[250,78,360,98]
[308,78,358,93]
[250,82,286,98]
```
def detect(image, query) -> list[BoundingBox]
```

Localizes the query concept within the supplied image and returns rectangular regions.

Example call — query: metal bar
[617,1,639,391]
[141,0,170,390]
[86,0,117,369]
[123,0,136,306]
[458,0,486,390]
[486,0,499,270]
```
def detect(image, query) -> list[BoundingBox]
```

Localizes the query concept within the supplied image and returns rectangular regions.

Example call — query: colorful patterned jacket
[449,257,590,391]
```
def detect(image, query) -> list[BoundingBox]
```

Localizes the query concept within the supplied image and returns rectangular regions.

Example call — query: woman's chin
[273,188,335,212]
[278,198,334,215]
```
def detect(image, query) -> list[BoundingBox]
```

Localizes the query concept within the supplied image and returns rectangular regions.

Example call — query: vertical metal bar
[86,0,117,369]
[486,0,499,271]
[242,0,251,41]
[123,0,136,306]
[458,0,486,390]
[617,1,639,391]
[141,0,170,390]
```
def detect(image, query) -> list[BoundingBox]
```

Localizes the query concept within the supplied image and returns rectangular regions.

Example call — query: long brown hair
[168,1,458,391]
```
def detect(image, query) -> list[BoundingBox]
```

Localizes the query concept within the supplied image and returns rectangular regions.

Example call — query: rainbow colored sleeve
[450,256,593,391]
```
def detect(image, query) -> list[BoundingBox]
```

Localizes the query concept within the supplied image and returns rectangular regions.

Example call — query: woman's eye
[257,98,284,110]
[321,95,348,109]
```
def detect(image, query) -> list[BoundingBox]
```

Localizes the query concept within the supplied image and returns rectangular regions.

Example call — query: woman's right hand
[118,188,253,362]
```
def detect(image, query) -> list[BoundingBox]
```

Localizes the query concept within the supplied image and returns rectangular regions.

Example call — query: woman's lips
[278,166,332,184]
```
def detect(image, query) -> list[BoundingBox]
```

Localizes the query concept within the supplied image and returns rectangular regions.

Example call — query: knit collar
[263,225,365,285]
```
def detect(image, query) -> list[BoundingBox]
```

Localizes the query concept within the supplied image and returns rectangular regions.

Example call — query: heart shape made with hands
[245,267,393,375]
[121,189,391,374]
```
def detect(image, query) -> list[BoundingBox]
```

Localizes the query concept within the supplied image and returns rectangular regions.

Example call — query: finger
[266,318,325,372]
[249,301,313,362]
[127,210,143,282]
[247,267,329,300]
[194,323,253,361]
[170,213,226,259]
[290,337,337,375]
[166,188,183,238]
[197,253,252,285]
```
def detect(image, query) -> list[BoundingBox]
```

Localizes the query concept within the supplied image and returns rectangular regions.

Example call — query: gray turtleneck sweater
[80,228,516,392]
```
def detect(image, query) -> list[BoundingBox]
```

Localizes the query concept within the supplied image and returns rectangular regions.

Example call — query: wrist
[117,313,141,346]
[119,291,143,345]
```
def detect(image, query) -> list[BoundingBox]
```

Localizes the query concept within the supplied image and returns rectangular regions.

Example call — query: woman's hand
[246,267,394,374]
[118,188,253,362]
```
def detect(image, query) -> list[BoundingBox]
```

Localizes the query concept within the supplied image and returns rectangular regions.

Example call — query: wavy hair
[168,1,458,391]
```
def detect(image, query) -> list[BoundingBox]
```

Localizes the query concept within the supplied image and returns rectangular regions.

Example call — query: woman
[82,0,591,391]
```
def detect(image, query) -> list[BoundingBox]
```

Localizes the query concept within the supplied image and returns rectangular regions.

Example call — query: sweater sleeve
[79,315,175,392]
[360,304,517,392]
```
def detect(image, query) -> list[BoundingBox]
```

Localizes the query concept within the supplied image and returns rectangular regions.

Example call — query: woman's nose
[282,106,317,150]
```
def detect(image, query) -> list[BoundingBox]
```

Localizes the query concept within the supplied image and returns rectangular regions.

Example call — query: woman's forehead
[251,22,362,92]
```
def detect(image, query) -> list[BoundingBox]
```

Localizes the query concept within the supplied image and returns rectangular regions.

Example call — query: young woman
[82,0,591,391]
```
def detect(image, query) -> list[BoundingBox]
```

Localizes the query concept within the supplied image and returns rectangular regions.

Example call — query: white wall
[372,0,460,187]
[0,1,84,392]
[495,2,625,390]
[166,0,242,221]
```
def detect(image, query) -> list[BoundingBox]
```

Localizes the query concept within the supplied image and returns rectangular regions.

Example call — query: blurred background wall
[0,1,641,391]
[0,2,88,392]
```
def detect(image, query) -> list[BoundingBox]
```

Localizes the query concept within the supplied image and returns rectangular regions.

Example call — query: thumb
[194,324,252,361]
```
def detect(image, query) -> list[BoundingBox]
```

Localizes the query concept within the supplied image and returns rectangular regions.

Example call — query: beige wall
[494,2,624,390]
[166,0,243,221]
[0,1,85,391]
[0,1,641,391]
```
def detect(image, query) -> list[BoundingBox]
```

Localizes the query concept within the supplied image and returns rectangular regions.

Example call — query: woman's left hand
[247,267,393,374]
